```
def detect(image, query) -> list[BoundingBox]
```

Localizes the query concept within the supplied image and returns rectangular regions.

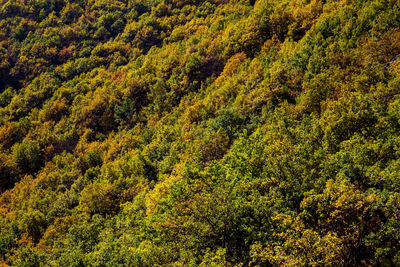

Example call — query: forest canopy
[1,0,400,265]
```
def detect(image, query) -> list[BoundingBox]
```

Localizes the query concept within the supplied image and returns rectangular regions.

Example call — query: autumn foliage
[1,0,400,265]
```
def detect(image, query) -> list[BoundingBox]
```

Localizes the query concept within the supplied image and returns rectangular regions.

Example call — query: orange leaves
[215,52,246,85]
[42,97,69,122]
[79,96,114,133]
[0,122,22,149]
[58,45,76,63]
[37,215,82,253]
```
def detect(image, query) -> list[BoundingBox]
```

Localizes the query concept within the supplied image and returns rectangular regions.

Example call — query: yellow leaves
[169,21,209,42]
[252,213,344,266]
[180,100,213,139]
[78,92,114,132]
[60,27,80,43]
[0,122,19,149]
[301,177,374,215]
[290,0,323,29]
[79,181,119,215]
[0,175,36,217]
[103,133,141,163]
[215,52,246,85]
[92,41,131,59]
[200,248,230,267]
[110,70,126,86]
[87,0,126,12]
[145,173,180,216]
[261,34,281,55]
[1,0,400,264]
[182,101,208,126]
[37,214,84,253]
[300,176,385,261]
[391,60,400,77]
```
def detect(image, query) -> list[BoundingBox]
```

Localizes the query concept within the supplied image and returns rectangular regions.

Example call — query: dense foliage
[1,0,400,265]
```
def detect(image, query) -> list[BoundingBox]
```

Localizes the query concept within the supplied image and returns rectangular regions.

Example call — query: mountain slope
[1,0,400,265]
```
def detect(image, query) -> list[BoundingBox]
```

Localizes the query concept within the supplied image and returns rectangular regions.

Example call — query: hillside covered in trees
[1,0,400,265]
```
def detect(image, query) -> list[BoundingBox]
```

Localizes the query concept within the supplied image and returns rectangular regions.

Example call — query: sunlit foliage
[0,0,400,265]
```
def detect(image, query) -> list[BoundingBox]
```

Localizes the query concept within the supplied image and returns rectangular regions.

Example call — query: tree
[12,140,43,175]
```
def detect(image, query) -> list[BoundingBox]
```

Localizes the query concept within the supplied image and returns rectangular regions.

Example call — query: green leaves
[12,140,43,175]
[1,0,400,265]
